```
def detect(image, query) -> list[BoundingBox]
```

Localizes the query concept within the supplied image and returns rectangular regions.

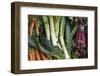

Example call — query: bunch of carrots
[28,48,49,60]
[28,15,88,61]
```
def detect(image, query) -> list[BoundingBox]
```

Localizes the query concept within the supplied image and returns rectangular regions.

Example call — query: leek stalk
[49,16,57,46]
[59,17,70,59]
[42,16,50,40]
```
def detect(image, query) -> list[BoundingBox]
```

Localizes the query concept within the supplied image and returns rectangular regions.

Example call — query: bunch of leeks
[28,15,83,60]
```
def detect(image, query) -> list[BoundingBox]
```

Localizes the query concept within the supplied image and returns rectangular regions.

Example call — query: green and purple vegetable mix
[28,15,88,60]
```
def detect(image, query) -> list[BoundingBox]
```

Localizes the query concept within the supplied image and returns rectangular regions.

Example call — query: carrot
[31,49,35,60]
[35,49,41,60]
[28,49,36,60]
[40,52,47,60]
[28,16,36,36]
[28,51,33,60]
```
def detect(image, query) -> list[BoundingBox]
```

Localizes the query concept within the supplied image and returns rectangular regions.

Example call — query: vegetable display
[28,15,88,60]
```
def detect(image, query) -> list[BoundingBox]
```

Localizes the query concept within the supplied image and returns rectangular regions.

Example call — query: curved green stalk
[48,16,57,46]
[59,17,70,59]
[42,16,50,40]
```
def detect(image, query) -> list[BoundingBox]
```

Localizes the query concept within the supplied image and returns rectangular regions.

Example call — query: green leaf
[71,26,77,38]
[64,17,72,53]
[39,33,64,59]
[28,36,37,48]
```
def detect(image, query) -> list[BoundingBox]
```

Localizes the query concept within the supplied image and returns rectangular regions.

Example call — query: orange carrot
[35,49,41,60]
[28,16,36,36]
[28,51,33,60]
[28,49,36,60]
[40,52,47,60]
[31,49,35,60]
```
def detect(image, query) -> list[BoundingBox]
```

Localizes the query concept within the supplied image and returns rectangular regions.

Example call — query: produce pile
[28,15,88,60]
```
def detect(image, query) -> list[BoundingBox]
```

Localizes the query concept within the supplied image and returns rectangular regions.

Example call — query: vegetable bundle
[28,15,88,60]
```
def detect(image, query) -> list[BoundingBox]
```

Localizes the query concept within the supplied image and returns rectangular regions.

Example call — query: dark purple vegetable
[74,17,87,58]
